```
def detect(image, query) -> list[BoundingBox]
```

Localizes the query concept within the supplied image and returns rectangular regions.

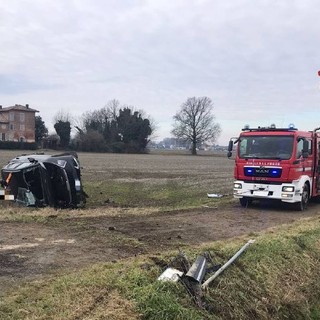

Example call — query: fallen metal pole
[186,255,207,283]
[202,239,255,289]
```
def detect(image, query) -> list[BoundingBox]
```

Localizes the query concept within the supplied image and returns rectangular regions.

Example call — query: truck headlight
[234,183,242,189]
[282,186,294,192]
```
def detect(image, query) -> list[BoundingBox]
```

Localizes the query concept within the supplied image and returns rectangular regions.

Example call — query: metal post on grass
[202,239,255,290]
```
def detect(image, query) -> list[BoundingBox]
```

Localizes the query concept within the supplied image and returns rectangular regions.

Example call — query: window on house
[20,113,25,122]
[9,112,14,121]
[1,133,5,141]
[20,124,25,131]
[10,124,14,130]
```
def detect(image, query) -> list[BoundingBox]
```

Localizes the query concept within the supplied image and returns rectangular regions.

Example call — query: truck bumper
[233,180,305,203]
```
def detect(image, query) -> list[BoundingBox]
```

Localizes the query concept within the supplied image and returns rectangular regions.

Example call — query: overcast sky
[1,0,320,144]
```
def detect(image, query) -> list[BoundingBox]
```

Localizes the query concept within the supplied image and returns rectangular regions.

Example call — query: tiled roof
[0,104,39,112]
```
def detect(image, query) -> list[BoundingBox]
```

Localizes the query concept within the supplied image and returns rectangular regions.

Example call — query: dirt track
[1,200,320,296]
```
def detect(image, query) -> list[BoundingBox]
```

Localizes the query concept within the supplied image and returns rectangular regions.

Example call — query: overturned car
[1,153,86,208]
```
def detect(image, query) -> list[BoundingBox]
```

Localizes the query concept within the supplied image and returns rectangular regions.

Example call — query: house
[0,104,39,142]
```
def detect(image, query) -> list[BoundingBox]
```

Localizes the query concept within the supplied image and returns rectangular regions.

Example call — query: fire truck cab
[228,124,320,210]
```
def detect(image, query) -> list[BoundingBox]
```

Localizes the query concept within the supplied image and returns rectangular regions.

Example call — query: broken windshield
[238,135,294,160]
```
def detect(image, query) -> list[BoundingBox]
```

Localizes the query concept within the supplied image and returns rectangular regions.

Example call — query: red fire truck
[227,124,320,210]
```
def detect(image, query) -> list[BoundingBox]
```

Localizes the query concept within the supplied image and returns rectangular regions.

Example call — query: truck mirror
[302,140,309,158]
[227,141,233,158]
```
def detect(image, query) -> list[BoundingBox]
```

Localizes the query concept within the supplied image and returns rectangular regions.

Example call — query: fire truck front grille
[244,167,282,178]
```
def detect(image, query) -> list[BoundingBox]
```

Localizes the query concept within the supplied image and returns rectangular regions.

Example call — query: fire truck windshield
[238,135,294,160]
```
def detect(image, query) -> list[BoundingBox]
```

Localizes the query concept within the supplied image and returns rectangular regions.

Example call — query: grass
[1,217,320,319]
[84,179,230,210]
[1,150,320,318]
[79,150,233,210]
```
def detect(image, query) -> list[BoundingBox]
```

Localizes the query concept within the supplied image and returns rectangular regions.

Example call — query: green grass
[84,180,228,210]
[2,217,320,319]
[201,220,320,319]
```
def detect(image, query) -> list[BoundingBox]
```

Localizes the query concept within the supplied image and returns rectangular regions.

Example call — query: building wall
[0,108,36,142]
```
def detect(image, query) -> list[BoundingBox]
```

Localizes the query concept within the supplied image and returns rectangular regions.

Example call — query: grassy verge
[1,216,320,320]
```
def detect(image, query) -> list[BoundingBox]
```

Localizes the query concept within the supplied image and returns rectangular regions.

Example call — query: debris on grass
[185,255,207,283]
[202,239,255,289]
[156,240,256,307]
[207,193,224,198]
[157,267,184,282]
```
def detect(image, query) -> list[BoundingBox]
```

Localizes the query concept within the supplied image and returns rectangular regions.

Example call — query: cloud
[0,0,320,144]
[0,74,60,94]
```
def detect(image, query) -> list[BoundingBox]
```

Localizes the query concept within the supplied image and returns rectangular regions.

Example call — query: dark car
[1,153,86,208]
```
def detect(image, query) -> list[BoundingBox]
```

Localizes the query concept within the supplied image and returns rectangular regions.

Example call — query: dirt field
[1,150,320,296]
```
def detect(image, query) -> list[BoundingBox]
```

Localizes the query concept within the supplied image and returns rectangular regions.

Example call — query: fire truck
[227,124,320,210]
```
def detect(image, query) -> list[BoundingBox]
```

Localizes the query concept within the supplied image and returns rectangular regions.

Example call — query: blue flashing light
[271,169,281,177]
[244,167,282,178]
[288,123,295,129]
[244,167,254,176]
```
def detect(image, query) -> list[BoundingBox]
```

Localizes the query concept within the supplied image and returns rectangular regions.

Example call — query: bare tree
[79,100,120,133]
[172,97,221,155]
[105,99,120,119]
[53,109,72,148]
[53,109,73,124]
[75,99,154,153]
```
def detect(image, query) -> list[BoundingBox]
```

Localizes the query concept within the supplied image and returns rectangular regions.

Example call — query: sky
[1,0,320,145]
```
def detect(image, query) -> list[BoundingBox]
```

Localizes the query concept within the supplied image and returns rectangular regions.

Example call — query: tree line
[36,97,221,155]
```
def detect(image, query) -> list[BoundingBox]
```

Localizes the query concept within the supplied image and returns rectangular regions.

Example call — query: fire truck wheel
[239,197,252,208]
[295,183,309,211]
